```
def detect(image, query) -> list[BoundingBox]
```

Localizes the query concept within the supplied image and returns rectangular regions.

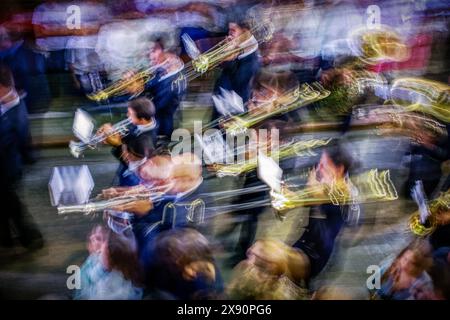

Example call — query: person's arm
[112,199,153,216]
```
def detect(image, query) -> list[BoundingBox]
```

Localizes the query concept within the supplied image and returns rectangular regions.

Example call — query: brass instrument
[88,21,273,102]
[409,189,450,237]
[213,138,332,178]
[87,66,158,102]
[219,82,330,136]
[57,194,150,215]
[69,117,133,158]
[271,169,398,212]
[181,21,274,83]
[190,23,273,74]
[349,26,409,65]
[57,184,166,215]
[390,77,450,123]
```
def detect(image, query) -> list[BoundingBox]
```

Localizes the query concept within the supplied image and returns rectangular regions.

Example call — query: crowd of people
[0,0,449,300]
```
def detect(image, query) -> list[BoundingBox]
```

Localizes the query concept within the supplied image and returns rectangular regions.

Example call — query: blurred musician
[98,97,157,186]
[127,38,185,142]
[214,71,297,266]
[0,64,43,249]
[243,144,354,285]
[100,152,203,247]
[211,17,261,121]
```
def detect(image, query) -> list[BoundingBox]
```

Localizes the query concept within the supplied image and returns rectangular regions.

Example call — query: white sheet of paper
[181,33,200,60]
[258,153,282,193]
[73,109,95,144]
[49,165,94,206]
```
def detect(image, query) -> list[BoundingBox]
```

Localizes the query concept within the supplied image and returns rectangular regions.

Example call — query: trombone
[212,138,333,178]
[203,82,330,136]
[87,65,158,102]
[271,169,398,212]
[88,21,274,102]
[179,20,274,83]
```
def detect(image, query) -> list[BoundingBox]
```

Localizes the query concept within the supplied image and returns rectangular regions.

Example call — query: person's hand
[206,163,219,172]
[97,123,122,147]
[306,168,327,198]
[112,199,153,216]
[100,187,125,199]
[436,209,450,226]
[123,70,144,95]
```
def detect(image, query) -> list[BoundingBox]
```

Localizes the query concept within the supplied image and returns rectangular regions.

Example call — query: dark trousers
[0,182,42,248]
[218,172,269,265]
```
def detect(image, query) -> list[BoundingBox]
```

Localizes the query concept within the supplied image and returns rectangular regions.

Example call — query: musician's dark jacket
[213,50,260,118]
[293,204,346,279]
[0,99,31,184]
[0,98,43,247]
[144,67,185,138]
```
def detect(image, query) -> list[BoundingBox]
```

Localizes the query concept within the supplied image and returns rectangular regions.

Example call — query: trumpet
[409,189,450,237]
[57,184,166,215]
[69,117,132,158]
[57,194,149,215]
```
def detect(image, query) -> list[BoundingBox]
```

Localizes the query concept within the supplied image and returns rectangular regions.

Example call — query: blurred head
[121,137,153,166]
[246,239,290,276]
[227,239,307,300]
[127,97,155,125]
[146,228,219,299]
[89,225,143,286]
[315,145,353,184]
[228,22,246,40]
[148,40,164,65]
[391,239,433,279]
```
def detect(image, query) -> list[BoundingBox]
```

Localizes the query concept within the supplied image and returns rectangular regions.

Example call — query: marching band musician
[213,70,298,266]
[127,38,185,143]
[100,152,204,248]
[98,97,157,187]
[211,16,261,122]
[242,143,354,286]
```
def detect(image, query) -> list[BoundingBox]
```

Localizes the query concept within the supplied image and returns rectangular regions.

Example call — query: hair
[152,228,214,271]
[145,228,216,298]
[227,260,307,300]
[382,239,433,283]
[149,37,165,51]
[128,97,155,121]
[105,228,144,287]
[319,141,356,174]
[0,63,14,88]
[226,8,252,31]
